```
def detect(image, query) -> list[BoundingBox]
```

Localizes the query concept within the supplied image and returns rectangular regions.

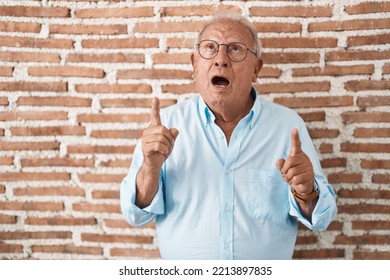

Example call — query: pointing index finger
[150,97,162,126]
[290,128,302,156]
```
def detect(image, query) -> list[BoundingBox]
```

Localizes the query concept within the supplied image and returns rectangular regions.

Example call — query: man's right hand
[141,97,179,170]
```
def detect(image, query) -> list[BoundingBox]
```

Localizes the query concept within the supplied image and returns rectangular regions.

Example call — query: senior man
[120,13,337,260]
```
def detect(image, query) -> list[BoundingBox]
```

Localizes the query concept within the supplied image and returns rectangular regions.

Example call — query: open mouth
[211,76,230,87]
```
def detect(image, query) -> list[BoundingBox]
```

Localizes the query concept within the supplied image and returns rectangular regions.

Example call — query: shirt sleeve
[120,141,165,227]
[288,120,337,231]
[289,177,337,231]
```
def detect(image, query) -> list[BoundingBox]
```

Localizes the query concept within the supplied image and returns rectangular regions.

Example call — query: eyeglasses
[196,39,257,62]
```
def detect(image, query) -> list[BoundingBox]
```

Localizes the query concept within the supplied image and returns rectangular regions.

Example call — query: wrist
[141,162,161,173]
[296,180,317,196]
[291,184,319,204]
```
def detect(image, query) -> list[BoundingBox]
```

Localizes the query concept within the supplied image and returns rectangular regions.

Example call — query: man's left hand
[276,128,315,196]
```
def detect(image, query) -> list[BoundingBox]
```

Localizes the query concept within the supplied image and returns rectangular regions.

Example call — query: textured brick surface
[0,0,389,260]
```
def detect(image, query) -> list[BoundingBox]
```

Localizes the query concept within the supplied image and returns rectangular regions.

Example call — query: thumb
[276,159,285,171]
[290,128,302,156]
[169,128,179,140]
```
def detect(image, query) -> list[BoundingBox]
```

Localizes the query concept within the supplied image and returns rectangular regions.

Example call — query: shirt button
[224,242,230,249]
[226,169,231,174]
[225,205,230,212]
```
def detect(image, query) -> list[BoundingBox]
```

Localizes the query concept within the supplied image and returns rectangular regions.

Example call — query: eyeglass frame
[196,39,258,62]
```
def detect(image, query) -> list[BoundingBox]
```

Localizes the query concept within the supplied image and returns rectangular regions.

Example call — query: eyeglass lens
[197,40,250,62]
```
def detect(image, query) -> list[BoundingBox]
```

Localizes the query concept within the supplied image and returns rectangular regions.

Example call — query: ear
[191,53,197,79]
[252,58,263,83]
[191,53,196,68]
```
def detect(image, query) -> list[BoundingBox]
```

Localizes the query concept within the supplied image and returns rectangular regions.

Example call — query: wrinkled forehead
[199,19,255,46]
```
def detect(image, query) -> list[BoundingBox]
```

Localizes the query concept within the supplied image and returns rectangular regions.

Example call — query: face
[191,19,263,112]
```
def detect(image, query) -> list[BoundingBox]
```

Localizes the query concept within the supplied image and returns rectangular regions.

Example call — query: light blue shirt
[120,88,337,260]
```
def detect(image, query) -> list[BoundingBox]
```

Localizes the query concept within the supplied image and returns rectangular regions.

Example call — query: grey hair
[196,12,262,57]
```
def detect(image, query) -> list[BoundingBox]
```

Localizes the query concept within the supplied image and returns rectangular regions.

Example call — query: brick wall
[0,0,389,260]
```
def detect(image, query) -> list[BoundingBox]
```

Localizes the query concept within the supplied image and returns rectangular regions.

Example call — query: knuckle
[156,126,168,134]
[286,167,294,176]
[291,176,298,185]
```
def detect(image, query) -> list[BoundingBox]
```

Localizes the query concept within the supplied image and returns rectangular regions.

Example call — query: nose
[213,44,229,67]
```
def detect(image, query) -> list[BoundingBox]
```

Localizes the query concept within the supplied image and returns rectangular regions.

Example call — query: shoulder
[259,97,303,123]
[260,97,296,115]
[256,97,307,134]
[161,96,198,113]
[160,96,199,124]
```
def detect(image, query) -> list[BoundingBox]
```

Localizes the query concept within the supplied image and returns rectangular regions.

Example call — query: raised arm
[135,97,179,208]
[276,128,318,221]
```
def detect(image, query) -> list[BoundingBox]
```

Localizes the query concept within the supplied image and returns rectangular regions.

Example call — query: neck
[213,95,253,123]
[211,95,254,144]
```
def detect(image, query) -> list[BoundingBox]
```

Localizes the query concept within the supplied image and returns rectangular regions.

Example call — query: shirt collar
[198,87,262,129]
[248,87,262,129]
[198,96,213,127]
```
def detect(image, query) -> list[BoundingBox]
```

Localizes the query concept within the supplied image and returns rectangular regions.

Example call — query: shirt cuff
[130,178,165,215]
[120,168,165,226]
[289,178,337,231]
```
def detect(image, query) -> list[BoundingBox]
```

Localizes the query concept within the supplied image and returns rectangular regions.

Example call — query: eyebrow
[200,36,252,46]
[200,31,254,47]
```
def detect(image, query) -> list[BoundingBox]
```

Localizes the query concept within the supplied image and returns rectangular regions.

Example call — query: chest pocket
[248,170,290,220]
